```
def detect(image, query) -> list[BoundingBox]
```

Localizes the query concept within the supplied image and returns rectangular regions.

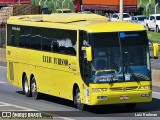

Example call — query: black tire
[30,77,40,99]
[73,87,85,111]
[146,24,150,31]
[23,75,31,97]
[125,103,136,109]
[156,26,160,32]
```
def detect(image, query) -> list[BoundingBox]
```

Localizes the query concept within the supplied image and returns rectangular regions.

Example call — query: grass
[147,31,160,43]
[140,0,160,43]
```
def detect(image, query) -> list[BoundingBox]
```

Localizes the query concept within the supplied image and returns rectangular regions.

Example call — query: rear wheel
[30,77,40,99]
[23,75,31,97]
[73,87,85,111]
[125,103,136,109]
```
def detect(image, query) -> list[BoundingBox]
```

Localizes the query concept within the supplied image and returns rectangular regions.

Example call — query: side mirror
[153,43,159,59]
[86,47,92,61]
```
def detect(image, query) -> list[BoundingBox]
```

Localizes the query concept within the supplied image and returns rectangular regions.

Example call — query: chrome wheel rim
[31,81,37,97]
[76,92,81,104]
[24,80,29,93]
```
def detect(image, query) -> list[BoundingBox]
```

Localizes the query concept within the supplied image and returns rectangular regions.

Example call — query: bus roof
[7,13,146,32]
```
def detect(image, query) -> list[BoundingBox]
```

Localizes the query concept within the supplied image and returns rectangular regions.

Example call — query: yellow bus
[6,13,155,110]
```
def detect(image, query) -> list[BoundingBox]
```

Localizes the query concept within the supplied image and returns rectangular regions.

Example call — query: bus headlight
[97,96,108,100]
[92,88,107,92]
[140,86,150,90]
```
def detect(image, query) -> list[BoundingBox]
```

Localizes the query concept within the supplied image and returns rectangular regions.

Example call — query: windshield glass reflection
[89,31,151,83]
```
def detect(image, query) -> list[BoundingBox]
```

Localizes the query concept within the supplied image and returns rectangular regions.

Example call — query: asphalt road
[0,66,160,120]
[150,51,160,70]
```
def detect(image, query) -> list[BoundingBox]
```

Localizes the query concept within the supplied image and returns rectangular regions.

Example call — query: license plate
[120,96,129,100]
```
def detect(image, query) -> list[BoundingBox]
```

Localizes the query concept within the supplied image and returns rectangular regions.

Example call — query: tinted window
[150,16,155,20]
[123,14,130,18]
[137,16,147,21]
[7,24,20,46]
[113,14,118,18]
[19,26,42,50]
[7,24,77,55]
[156,16,160,20]
[90,31,148,48]
[42,28,77,55]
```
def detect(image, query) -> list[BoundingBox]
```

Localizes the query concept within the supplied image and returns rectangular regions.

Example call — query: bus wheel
[23,75,31,97]
[125,103,136,109]
[74,87,85,111]
[30,77,40,99]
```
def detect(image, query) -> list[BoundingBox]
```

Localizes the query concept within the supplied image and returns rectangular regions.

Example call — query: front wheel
[30,77,40,99]
[74,87,85,111]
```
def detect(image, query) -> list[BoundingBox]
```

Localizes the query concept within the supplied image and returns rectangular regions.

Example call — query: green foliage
[138,0,160,43]
[31,0,74,13]
[147,31,160,43]
[138,0,160,15]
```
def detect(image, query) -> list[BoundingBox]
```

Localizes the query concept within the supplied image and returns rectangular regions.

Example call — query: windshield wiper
[95,69,116,76]
[127,65,139,82]
[126,65,150,81]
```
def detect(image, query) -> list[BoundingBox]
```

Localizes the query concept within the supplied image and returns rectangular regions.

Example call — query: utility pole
[155,3,158,14]
[138,0,142,8]
[62,0,65,9]
[146,0,151,16]
[119,0,123,21]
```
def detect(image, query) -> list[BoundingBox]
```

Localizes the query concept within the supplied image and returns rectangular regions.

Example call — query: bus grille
[9,62,14,81]
[110,86,138,91]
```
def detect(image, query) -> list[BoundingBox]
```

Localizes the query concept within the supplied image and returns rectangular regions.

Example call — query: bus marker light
[92,88,107,92]
[97,96,107,100]
[141,94,150,97]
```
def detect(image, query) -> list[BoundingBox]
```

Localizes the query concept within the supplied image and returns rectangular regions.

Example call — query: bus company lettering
[43,56,52,63]
[42,56,68,66]
[54,57,68,66]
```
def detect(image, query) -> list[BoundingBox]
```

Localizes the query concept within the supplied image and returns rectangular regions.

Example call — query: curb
[152,69,160,88]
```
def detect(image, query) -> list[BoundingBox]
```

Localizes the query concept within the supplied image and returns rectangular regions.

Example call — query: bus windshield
[89,31,151,83]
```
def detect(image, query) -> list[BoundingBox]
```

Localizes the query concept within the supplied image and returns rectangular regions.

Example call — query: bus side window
[42,28,77,55]
[7,25,20,46]
[65,47,76,55]
[51,41,60,52]
[11,35,15,46]
[42,37,52,51]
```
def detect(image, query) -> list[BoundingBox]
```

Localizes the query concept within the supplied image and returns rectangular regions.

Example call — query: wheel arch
[30,74,34,81]
[30,74,35,85]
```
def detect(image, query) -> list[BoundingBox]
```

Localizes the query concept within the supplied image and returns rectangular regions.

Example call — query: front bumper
[89,90,152,105]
